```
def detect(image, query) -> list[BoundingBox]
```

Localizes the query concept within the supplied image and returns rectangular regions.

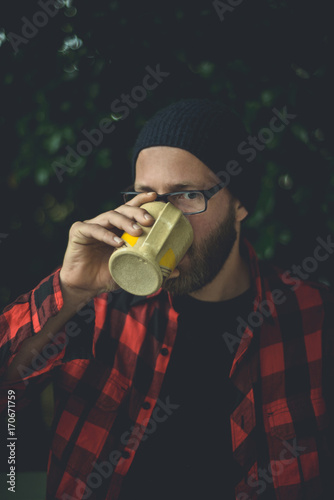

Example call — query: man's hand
[60,192,157,300]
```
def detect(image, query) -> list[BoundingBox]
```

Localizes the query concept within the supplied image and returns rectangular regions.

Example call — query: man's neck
[188,241,251,302]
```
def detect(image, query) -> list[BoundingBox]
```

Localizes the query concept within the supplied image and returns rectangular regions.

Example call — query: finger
[84,193,157,227]
[116,191,158,224]
[125,191,157,207]
[70,221,125,247]
[115,204,156,226]
[84,209,153,236]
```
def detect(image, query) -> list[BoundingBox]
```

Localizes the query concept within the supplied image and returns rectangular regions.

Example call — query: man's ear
[235,201,248,222]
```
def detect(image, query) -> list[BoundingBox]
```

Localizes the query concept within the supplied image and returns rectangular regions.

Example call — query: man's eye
[183,192,200,200]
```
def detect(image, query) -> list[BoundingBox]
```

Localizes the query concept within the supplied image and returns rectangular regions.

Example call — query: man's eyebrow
[134,182,200,191]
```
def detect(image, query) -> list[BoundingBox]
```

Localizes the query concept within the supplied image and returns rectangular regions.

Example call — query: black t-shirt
[119,288,254,500]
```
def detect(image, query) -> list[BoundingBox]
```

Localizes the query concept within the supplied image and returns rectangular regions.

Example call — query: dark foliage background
[0,0,333,474]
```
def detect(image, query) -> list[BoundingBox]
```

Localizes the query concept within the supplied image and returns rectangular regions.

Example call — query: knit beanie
[131,98,262,214]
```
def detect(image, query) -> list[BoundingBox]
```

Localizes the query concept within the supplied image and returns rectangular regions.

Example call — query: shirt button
[142,401,151,410]
[160,347,169,356]
[122,450,130,459]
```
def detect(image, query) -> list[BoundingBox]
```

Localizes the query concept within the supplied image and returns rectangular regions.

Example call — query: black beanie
[131,98,262,214]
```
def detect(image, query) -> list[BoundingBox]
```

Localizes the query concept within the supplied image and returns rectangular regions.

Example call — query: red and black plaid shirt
[1,239,334,499]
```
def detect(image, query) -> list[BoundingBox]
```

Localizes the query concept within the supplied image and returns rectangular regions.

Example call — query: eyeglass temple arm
[204,182,224,199]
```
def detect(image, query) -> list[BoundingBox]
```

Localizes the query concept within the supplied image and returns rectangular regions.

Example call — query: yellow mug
[108,201,193,296]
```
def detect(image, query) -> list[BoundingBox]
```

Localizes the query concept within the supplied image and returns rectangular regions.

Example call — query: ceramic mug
[108,201,194,296]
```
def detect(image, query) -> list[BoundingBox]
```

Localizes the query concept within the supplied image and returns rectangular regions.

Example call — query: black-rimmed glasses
[121,182,225,215]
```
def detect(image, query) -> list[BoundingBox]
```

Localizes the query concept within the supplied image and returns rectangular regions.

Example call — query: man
[1,99,333,500]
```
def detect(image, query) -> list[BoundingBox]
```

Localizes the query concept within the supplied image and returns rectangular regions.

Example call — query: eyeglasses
[121,182,225,215]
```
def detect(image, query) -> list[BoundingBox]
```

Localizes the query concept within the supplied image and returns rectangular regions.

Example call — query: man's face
[135,146,243,295]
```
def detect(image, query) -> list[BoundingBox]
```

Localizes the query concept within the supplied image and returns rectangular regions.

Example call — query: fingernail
[114,236,123,244]
[144,213,154,220]
[132,223,141,230]
[147,192,155,195]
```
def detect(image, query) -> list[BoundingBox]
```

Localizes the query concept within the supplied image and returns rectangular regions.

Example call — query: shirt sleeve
[321,285,334,406]
[0,269,64,407]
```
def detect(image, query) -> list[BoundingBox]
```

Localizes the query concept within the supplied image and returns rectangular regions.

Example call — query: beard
[162,200,237,296]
